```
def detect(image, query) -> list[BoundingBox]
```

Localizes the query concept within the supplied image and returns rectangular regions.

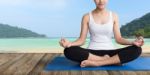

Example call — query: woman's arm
[59,14,89,48]
[70,14,89,46]
[113,13,133,45]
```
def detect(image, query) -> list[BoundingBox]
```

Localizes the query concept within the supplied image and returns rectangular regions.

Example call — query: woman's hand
[59,38,72,48]
[132,36,144,47]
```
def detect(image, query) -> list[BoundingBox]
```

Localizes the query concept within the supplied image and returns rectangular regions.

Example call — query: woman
[59,0,144,67]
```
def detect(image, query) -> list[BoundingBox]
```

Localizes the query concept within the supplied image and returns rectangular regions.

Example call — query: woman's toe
[104,55,110,58]
[80,60,88,67]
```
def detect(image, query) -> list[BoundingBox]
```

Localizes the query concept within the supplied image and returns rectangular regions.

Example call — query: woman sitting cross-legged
[59,0,144,67]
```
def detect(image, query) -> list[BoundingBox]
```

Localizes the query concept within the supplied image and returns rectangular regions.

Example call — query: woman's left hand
[133,36,144,47]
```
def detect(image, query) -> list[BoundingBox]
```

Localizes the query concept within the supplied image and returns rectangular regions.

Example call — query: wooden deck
[0,53,150,75]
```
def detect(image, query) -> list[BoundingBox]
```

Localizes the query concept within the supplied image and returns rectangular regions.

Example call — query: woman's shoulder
[111,11,119,19]
[83,10,94,18]
[109,11,119,22]
[82,13,90,21]
[83,13,90,18]
[82,10,95,18]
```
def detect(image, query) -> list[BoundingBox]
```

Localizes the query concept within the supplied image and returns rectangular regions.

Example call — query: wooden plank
[81,71,94,75]
[107,71,122,75]
[0,54,17,66]
[81,71,103,75]
[0,53,25,73]
[13,53,45,75]
[135,71,149,75]
[2,54,33,75]
[91,71,109,75]
[30,53,60,75]
[120,71,137,75]
[43,71,57,75]
[42,71,150,75]
[146,71,150,75]
[58,71,69,75]
[70,71,82,75]
[42,71,109,75]
[41,71,68,75]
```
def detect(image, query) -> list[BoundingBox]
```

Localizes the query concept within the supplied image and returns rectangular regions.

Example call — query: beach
[0,38,149,53]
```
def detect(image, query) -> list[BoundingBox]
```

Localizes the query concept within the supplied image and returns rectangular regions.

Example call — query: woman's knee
[64,46,79,56]
[132,45,142,56]
[63,46,89,63]
[64,46,81,59]
[119,45,142,64]
[125,45,142,56]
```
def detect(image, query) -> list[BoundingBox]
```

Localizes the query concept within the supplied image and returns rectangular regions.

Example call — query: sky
[0,0,150,37]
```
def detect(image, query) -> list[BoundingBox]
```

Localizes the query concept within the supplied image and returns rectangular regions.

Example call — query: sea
[0,38,149,53]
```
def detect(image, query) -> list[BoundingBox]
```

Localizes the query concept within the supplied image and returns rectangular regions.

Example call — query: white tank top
[87,11,116,50]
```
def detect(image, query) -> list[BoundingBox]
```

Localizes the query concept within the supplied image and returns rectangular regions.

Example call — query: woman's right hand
[59,38,72,48]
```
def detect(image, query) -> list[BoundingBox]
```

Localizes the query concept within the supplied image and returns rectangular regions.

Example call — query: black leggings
[64,45,142,64]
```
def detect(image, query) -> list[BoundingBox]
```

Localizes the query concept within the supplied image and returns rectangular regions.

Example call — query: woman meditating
[59,0,144,67]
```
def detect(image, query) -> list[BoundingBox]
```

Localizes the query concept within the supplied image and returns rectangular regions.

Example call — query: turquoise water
[0,38,149,52]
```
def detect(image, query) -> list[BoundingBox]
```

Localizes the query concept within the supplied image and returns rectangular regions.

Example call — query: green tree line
[120,12,150,38]
[0,24,46,38]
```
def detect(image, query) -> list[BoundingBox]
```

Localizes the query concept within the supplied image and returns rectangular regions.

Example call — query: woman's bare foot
[80,60,99,67]
[80,54,121,67]
[80,60,122,67]
[80,55,111,67]
[88,54,110,61]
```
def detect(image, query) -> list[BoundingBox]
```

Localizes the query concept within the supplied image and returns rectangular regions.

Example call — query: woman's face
[94,0,108,10]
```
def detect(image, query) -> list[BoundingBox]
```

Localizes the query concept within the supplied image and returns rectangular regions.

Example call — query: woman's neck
[94,7,107,14]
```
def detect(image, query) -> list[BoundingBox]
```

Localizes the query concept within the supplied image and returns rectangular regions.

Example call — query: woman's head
[94,0,108,10]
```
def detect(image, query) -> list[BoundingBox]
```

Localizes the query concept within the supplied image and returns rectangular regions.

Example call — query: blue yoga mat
[45,57,150,71]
